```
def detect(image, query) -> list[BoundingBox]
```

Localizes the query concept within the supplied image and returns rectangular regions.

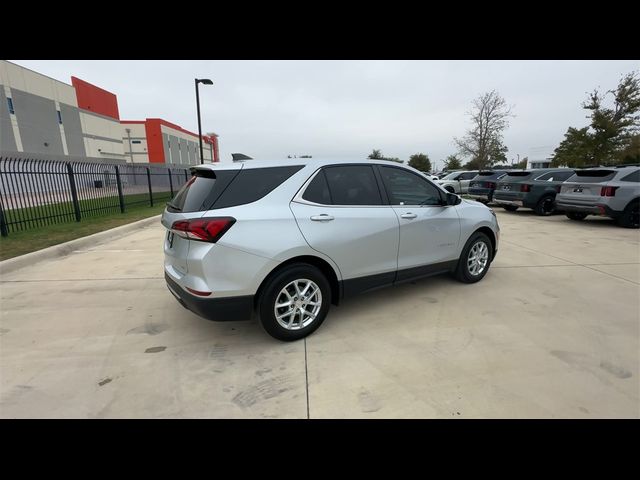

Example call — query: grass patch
[0,202,166,261]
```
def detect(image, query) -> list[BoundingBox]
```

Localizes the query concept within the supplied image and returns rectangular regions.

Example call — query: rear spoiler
[232,153,253,162]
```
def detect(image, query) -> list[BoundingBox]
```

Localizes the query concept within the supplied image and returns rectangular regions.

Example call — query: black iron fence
[0,156,192,236]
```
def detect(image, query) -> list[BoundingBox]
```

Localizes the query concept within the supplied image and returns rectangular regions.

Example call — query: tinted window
[459,172,478,180]
[214,166,304,209]
[169,169,240,213]
[302,170,332,204]
[621,170,640,182]
[567,170,616,183]
[379,166,443,206]
[324,165,382,205]
[536,171,573,182]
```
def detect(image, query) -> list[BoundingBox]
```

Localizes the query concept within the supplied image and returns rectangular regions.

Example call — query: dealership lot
[0,210,638,418]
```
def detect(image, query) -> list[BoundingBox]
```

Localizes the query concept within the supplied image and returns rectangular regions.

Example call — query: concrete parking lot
[0,210,638,418]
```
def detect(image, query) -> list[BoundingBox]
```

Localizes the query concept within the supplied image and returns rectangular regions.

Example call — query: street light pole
[195,78,213,164]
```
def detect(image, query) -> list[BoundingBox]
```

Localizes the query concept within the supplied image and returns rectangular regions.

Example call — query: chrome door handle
[401,213,417,219]
[310,214,335,222]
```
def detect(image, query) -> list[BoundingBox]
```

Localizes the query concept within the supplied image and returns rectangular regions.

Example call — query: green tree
[551,127,596,167]
[551,71,640,167]
[368,149,383,159]
[618,134,640,164]
[454,90,513,171]
[408,153,432,172]
[443,154,462,171]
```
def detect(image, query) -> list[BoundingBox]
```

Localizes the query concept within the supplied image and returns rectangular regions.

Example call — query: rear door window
[323,165,383,205]
[213,165,304,209]
[536,171,574,182]
[621,170,640,182]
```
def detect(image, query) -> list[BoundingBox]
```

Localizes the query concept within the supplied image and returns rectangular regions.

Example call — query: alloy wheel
[274,279,322,330]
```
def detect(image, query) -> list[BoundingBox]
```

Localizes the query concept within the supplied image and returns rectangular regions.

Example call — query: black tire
[566,212,588,221]
[454,232,493,284]
[258,263,331,341]
[534,195,556,216]
[502,205,519,212]
[617,201,640,229]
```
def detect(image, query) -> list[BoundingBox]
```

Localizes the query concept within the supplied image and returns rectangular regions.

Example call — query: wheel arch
[473,226,497,258]
[254,255,342,310]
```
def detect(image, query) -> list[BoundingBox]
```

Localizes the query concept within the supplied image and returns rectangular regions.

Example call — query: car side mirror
[446,192,461,206]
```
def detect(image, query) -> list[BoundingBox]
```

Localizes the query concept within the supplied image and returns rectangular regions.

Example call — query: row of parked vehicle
[434,165,640,228]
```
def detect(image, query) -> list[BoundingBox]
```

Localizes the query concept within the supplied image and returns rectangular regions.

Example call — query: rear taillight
[171,217,236,242]
[520,184,531,192]
[487,182,496,189]
[600,186,618,197]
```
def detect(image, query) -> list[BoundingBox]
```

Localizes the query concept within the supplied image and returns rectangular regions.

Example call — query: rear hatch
[495,171,534,198]
[559,169,615,205]
[469,171,506,189]
[162,166,242,275]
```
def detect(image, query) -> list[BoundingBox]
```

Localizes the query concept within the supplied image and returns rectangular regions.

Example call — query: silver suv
[161,159,500,341]
[436,170,479,194]
[556,165,640,228]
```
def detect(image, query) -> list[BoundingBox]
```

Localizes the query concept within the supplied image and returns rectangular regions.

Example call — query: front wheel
[454,232,493,284]
[566,212,588,221]
[502,205,519,212]
[258,263,331,341]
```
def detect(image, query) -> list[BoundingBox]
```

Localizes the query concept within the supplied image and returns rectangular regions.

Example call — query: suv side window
[459,172,477,180]
[323,165,383,205]
[302,170,332,204]
[621,170,640,182]
[536,171,573,182]
[379,166,443,206]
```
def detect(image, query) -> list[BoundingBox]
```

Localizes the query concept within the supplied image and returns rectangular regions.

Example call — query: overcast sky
[11,60,639,170]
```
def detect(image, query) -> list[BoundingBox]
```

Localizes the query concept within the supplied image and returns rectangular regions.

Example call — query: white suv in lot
[437,170,479,194]
[162,159,500,341]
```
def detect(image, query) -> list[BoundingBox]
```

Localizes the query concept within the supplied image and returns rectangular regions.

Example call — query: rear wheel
[454,232,493,284]
[534,195,556,216]
[618,201,640,229]
[566,212,588,221]
[502,205,519,212]
[258,263,331,341]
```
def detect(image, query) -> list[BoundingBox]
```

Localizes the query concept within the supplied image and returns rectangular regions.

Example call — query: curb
[0,215,162,275]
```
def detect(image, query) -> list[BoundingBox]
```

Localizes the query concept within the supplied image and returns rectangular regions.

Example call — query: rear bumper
[556,201,619,218]
[165,273,254,322]
[493,198,524,208]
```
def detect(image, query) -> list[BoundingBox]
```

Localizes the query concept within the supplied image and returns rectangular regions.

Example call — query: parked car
[556,165,639,228]
[437,170,479,194]
[162,159,500,341]
[467,170,508,203]
[493,168,575,215]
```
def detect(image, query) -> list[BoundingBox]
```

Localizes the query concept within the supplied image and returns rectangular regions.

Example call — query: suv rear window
[213,166,304,209]
[566,169,616,183]
[168,169,239,213]
[506,171,533,177]
[168,165,303,212]
[535,171,574,182]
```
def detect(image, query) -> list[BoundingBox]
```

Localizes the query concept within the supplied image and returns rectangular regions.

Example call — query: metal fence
[0,156,191,236]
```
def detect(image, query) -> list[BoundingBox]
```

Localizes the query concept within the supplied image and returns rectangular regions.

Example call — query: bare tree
[454,90,514,171]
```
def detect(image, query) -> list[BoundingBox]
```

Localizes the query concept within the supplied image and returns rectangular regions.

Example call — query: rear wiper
[166,201,181,211]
